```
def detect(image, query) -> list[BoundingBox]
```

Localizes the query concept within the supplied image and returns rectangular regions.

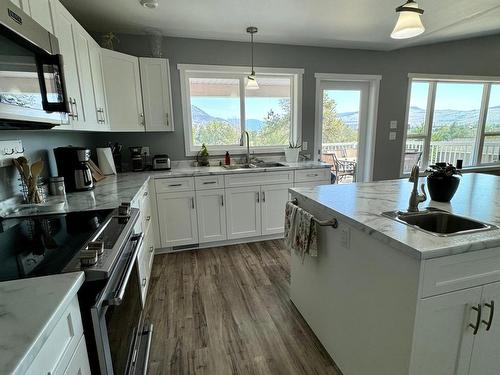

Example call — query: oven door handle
[105,232,144,306]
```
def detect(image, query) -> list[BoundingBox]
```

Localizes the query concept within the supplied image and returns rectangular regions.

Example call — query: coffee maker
[54,147,94,192]
[129,146,144,172]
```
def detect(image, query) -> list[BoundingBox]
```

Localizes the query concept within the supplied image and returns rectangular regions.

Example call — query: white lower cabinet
[225,185,262,239]
[412,280,500,375]
[196,188,227,243]
[261,183,291,235]
[62,336,91,375]
[157,191,198,247]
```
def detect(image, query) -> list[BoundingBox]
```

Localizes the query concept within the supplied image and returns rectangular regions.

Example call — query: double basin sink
[382,208,498,237]
[222,162,287,170]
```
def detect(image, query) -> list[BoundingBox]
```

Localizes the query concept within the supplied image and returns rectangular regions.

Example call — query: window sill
[187,146,288,157]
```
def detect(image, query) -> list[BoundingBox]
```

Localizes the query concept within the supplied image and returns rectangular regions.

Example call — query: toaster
[152,154,171,170]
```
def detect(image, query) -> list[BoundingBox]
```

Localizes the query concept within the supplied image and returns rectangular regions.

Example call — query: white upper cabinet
[139,57,174,132]
[88,41,109,130]
[50,0,83,130]
[72,24,97,129]
[23,0,54,32]
[102,49,145,132]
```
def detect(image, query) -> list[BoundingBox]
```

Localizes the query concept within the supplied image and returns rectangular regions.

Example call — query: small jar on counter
[49,176,66,196]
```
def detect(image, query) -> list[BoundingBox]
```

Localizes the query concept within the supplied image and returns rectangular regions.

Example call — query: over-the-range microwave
[0,0,69,129]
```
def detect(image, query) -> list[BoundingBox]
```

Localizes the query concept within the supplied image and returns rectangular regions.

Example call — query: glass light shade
[391,2,425,39]
[246,75,259,90]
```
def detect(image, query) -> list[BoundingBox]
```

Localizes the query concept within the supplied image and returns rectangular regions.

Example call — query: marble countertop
[0,272,84,375]
[290,173,500,260]
[2,161,330,215]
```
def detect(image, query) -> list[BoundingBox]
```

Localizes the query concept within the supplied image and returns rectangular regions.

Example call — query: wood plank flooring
[144,239,342,375]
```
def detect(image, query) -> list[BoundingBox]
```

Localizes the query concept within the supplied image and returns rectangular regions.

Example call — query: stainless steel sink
[221,164,255,170]
[381,208,498,237]
[221,162,286,170]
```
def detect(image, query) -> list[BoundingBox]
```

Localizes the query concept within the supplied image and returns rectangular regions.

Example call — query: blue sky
[410,82,500,110]
[192,97,285,120]
[324,90,360,113]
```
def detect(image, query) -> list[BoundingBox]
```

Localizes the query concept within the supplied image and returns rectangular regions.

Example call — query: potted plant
[426,162,462,202]
[196,144,210,166]
[284,141,301,163]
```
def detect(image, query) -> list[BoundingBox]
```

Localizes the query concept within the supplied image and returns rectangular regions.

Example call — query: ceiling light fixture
[139,0,159,9]
[391,0,425,39]
[246,26,259,90]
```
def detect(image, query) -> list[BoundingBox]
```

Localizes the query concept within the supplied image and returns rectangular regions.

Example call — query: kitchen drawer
[224,171,293,188]
[138,225,155,305]
[28,297,84,375]
[294,181,330,188]
[62,335,91,375]
[421,247,500,297]
[195,175,224,190]
[155,177,195,193]
[294,168,331,183]
[141,195,152,233]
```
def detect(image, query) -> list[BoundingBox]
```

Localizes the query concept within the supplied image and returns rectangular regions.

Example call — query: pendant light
[246,26,259,90]
[391,0,425,39]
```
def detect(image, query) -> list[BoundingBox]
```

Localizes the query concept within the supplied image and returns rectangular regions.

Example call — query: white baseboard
[154,233,284,254]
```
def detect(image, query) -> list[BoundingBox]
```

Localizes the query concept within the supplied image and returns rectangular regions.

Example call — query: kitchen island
[289,173,500,375]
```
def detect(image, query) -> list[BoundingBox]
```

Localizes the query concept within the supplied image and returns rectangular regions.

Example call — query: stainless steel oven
[0,0,69,129]
[91,232,153,375]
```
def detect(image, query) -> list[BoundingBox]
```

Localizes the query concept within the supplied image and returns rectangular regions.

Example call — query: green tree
[321,93,357,143]
[253,99,290,146]
[193,120,240,146]
[431,122,475,141]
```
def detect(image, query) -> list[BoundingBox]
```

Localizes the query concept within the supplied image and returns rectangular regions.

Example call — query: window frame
[178,64,304,156]
[401,74,500,176]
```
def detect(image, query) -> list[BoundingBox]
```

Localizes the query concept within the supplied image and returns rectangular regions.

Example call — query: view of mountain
[192,104,500,132]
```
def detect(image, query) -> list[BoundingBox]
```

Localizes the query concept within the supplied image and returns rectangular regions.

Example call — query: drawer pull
[143,191,148,196]
[142,278,147,287]
[256,192,260,203]
[221,195,224,206]
[203,181,217,185]
[149,246,154,253]
[482,301,495,331]
[191,197,195,209]
[306,173,319,177]
[469,304,482,335]
[262,191,266,202]
[146,216,151,221]
[169,183,182,187]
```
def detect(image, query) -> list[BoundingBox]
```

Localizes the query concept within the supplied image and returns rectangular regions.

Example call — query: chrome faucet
[408,165,427,212]
[240,130,250,164]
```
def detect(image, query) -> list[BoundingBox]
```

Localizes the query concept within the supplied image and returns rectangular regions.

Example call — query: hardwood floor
[144,239,342,375]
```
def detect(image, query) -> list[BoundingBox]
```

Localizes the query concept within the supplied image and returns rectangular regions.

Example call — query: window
[179,65,303,155]
[402,75,500,174]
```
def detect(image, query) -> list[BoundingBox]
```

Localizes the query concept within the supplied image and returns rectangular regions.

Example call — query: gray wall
[0,131,95,200]
[1,33,499,200]
[90,33,500,180]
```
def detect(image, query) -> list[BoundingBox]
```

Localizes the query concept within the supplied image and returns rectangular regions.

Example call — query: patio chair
[329,153,357,183]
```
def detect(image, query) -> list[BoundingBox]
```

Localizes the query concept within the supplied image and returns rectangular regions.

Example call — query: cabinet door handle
[142,278,147,287]
[262,191,266,202]
[256,192,260,203]
[146,216,151,221]
[307,173,318,177]
[469,304,482,335]
[68,97,75,118]
[72,98,79,120]
[482,301,495,331]
[220,195,224,206]
[139,113,145,127]
[191,197,195,209]
[149,246,154,253]
[169,184,182,187]
[166,112,169,127]
[203,181,217,185]
[143,191,148,196]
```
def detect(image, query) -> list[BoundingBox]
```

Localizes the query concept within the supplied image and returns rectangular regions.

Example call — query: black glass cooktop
[0,209,115,282]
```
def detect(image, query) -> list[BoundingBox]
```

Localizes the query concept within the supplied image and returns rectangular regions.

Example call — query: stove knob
[80,249,98,267]
[87,241,105,256]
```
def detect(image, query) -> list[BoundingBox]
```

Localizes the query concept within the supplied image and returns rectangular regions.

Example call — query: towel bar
[289,198,338,228]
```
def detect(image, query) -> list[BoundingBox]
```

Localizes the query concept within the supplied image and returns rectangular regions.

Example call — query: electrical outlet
[341,227,350,249]
[389,132,397,141]
[302,141,308,150]
[142,146,150,156]
[390,120,398,129]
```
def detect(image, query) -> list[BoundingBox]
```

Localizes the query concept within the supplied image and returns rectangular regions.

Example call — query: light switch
[390,120,398,129]
[302,141,308,151]
[389,132,397,141]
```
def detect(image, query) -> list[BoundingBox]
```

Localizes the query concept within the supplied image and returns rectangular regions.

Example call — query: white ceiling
[60,0,500,51]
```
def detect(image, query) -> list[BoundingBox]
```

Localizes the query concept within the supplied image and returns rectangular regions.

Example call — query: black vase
[427,175,460,202]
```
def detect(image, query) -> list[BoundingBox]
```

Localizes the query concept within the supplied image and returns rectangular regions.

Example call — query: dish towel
[284,202,318,261]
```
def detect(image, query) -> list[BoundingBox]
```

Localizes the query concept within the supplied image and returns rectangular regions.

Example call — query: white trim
[179,64,304,156]
[314,73,382,82]
[313,73,381,182]
[178,64,304,75]
[409,73,500,83]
